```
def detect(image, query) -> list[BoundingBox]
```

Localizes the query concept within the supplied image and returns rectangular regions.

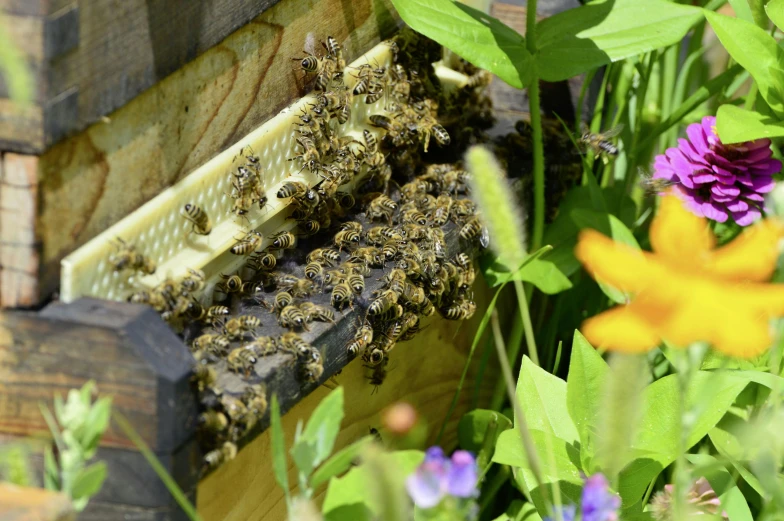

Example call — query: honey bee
[348,246,385,268]
[451,198,477,219]
[108,238,156,274]
[323,268,346,289]
[363,346,385,367]
[465,69,492,88]
[367,194,397,223]
[401,207,428,226]
[300,302,336,323]
[347,321,374,358]
[638,168,677,195]
[346,271,365,294]
[192,363,218,393]
[279,304,309,330]
[459,216,489,247]
[300,358,324,384]
[298,219,320,235]
[231,230,263,255]
[180,268,205,293]
[199,410,228,433]
[442,299,477,320]
[274,291,294,313]
[324,36,345,71]
[315,54,337,91]
[218,274,243,293]
[431,194,453,226]
[271,231,297,250]
[399,311,421,341]
[224,315,261,339]
[365,83,384,104]
[359,130,385,168]
[277,181,309,200]
[127,289,151,305]
[580,125,623,157]
[195,305,229,325]
[227,345,258,374]
[292,52,321,73]
[280,332,318,361]
[368,289,398,317]
[367,358,389,393]
[181,204,212,235]
[304,261,324,280]
[334,229,361,251]
[204,441,238,469]
[243,384,268,429]
[331,280,354,310]
[192,333,231,356]
[337,102,351,125]
[287,277,315,298]
[337,192,356,210]
[248,252,277,271]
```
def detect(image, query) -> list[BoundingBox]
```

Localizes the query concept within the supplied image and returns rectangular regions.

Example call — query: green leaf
[269,395,290,495]
[311,436,374,489]
[729,0,756,23]
[535,0,703,82]
[767,0,784,31]
[388,0,533,88]
[322,450,423,515]
[482,256,573,294]
[566,331,608,462]
[43,445,60,491]
[716,104,784,144]
[706,10,784,116]
[71,462,107,502]
[291,441,317,478]
[617,371,751,505]
[300,387,345,469]
[493,428,583,512]
[517,357,579,445]
[80,397,111,458]
[458,409,512,452]
[570,209,639,304]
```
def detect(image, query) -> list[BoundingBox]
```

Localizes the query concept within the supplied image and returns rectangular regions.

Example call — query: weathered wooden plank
[0,153,40,308]
[0,0,399,307]
[197,280,501,521]
[0,300,197,452]
[0,483,74,521]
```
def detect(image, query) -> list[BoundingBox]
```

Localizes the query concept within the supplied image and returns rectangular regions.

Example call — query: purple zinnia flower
[652,115,781,226]
[405,447,479,508]
[581,474,620,521]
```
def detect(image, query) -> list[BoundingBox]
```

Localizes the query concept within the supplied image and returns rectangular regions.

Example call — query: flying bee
[231,230,263,255]
[271,231,297,250]
[334,229,361,251]
[218,274,243,294]
[181,204,212,235]
[638,167,677,195]
[199,410,228,433]
[347,321,373,358]
[367,359,389,394]
[331,280,354,310]
[300,302,336,323]
[204,441,238,470]
[224,315,261,339]
[108,238,156,274]
[367,194,397,223]
[580,124,623,157]
[442,299,477,320]
[279,305,309,330]
[277,180,309,200]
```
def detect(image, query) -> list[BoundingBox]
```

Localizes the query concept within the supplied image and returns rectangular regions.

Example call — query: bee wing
[599,124,624,139]
[479,227,491,249]
[304,33,318,56]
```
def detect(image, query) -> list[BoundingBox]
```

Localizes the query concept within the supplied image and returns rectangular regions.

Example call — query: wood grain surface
[0,483,75,521]
[0,0,399,308]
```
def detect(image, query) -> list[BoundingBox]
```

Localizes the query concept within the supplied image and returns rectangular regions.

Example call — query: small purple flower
[652,115,781,226]
[581,474,620,521]
[405,447,479,508]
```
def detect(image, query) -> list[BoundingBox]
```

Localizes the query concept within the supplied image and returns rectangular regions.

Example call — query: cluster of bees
[107,31,493,471]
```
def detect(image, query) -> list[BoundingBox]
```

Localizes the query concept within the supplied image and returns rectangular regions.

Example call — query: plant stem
[526,0,545,251]
[515,279,539,366]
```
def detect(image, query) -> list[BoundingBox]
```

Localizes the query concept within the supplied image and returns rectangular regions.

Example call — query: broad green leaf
[388,0,533,88]
[709,413,767,499]
[729,0,756,22]
[767,0,784,31]
[491,501,540,521]
[482,256,573,294]
[493,428,582,512]
[706,10,784,116]
[716,104,784,144]
[269,395,289,494]
[291,441,317,478]
[81,397,111,457]
[71,462,107,502]
[300,387,345,469]
[566,332,608,463]
[322,450,423,515]
[617,371,751,504]
[458,409,512,452]
[311,436,374,489]
[517,357,579,445]
[324,504,374,521]
[535,0,703,81]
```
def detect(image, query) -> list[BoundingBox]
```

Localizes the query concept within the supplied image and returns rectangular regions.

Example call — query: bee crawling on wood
[108,238,156,275]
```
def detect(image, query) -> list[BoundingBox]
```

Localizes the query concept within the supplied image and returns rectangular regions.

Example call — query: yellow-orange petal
[580,306,661,353]
[575,230,659,293]
[724,281,784,318]
[704,219,784,282]
[649,193,714,266]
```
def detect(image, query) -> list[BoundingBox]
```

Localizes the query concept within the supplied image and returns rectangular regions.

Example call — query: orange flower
[575,194,784,358]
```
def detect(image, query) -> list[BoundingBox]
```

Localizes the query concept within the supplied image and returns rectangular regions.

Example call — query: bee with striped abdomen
[181,204,212,235]
[227,345,258,375]
[279,304,309,330]
[580,124,623,158]
[224,315,261,339]
[331,280,354,310]
[300,302,336,324]
[271,231,297,250]
[231,230,263,255]
[108,238,156,275]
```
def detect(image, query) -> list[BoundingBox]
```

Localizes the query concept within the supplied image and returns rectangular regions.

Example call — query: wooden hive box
[0,0,581,519]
